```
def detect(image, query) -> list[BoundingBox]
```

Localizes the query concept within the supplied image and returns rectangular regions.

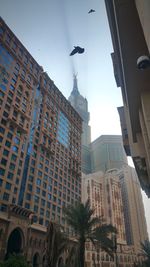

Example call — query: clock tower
[68,75,91,173]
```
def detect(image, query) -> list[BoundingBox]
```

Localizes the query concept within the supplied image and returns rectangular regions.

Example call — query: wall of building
[0,17,82,233]
[90,135,127,173]
[119,166,148,251]
[135,0,150,52]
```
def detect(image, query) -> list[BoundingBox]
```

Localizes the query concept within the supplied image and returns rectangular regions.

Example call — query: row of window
[0,29,41,77]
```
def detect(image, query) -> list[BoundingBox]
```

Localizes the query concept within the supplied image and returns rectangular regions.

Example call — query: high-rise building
[105,0,150,197]
[82,167,148,266]
[0,17,82,230]
[90,135,127,172]
[82,170,143,267]
[118,166,148,250]
[68,75,91,174]
[82,170,126,245]
[82,172,126,244]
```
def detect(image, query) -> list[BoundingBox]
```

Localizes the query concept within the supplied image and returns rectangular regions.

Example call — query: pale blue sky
[0,0,149,236]
[0,0,122,141]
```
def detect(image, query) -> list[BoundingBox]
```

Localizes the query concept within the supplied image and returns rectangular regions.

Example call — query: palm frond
[141,239,150,260]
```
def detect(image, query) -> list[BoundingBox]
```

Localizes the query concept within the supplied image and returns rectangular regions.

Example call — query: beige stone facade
[105,0,150,197]
[0,205,46,266]
[82,166,148,266]
[82,171,126,245]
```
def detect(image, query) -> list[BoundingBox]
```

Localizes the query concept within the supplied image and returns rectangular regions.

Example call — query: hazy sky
[0,0,149,236]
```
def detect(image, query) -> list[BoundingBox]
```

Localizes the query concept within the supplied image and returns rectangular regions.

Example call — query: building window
[26,193,31,200]
[30,167,34,174]
[36,178,41,186]
[0,178,3,186]
[40,208,44,216]
[12,197,16,204]
[12,146,18,153]
[46,210,50,218]
[36,187,40,194]
[1,158,7,166]
[14,187,17,194]
[41,199,46,207]
[7,172,13,180]
[34,195,39,203]
[28,184,32,192]
[12,42,17,51]
[11,154,17,161]
[48,193,51,200]
[10,84,15,91]
[21,69,26,79]
[18,48,23,58]
[17,168,21,175]
[24,55,28,65]
[0,126,5,134]
[9,163,15,170]
[3,192,9,201]
[0,26,4,36]
[25,203,30,209]
[5,140,11,148]
[7,132,13,139]
[47,202,51,209]
[16,178,19,185]
[38,171,42,177]
[34,205,38,212]
[14,137,20,145]
[29,175,33,182]
[5,182,11,190]
[42,190,46,197]
[0,84,7,91]
[39,218,43,225]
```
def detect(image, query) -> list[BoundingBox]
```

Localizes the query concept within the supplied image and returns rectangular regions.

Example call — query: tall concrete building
[82,167,148,266]
[82,170,142,267]
[82,170,126,245]
[105,0,150,197]
[68,75,91,174]
[118,166,148,251]
[0,16,82,260]
[90,135,127,173]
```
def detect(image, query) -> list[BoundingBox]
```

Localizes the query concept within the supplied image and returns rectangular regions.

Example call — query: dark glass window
[7,172,13,180]
[7,132,13,139]
[1,158,7,166]
[0,178,3,186]
[3,192,9,201]
[26,193,31,200]
[5,182,11,190]
[0,127,5,134]
[9,163,15,170]
[3,149,9,156]
[25,203,30,209]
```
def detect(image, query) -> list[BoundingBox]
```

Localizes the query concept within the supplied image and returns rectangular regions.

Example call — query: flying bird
[70,46,85,56]
[88,9,95,14]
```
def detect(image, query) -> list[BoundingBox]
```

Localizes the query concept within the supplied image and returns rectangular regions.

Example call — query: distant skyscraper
[68,75,91,173]
[90,135,127,172]
[82,170,126,245]
[119,166,148,251]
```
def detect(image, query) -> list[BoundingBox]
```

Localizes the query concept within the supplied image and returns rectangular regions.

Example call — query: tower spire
[72,73,79,95]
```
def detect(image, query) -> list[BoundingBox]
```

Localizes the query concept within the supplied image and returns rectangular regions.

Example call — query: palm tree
[140,239,150,267]
[63,199,117,267]
[0,255,31,267]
